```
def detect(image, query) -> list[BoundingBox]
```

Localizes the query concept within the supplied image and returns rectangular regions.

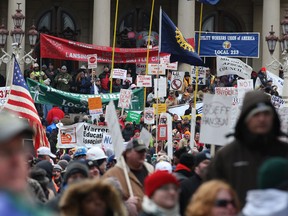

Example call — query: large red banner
[40,34,164,63]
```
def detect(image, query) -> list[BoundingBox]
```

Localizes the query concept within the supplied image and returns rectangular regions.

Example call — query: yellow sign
[153,103,167,115]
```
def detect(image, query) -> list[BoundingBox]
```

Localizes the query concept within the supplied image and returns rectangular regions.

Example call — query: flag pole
[193,3,204,107]
[110,0,119,93]
[144,0,155,107]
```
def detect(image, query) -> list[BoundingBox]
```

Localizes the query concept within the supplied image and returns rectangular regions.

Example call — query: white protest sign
[87,54,97,69]
[217,56,252,79]
[118,89,132,109]
[0,87,9,107]
[170,71,184,91]
[166,114,173,159]
[154,77,167,98]
[200,94,233,145]
[144,107,155,124]
[190,108,196,150]
[139,128,152,148]
[237,79,254,99]
[57,123,109,148]
[136,75,152,87]
[148,63,165,75]
[113,68,127,80]
[277,107,288,135]
[191,66,207,85]
[160,55,178,70]
[266,71,283,96]
[102,134,113,151]
[106,101,124,159]
[271,95,285,109]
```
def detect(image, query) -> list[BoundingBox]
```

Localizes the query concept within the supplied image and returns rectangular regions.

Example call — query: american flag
[4,58,49,150]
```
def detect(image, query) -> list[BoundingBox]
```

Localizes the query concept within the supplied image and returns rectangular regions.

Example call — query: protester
[54,65,72,92]
[140,170,180,216]
[174,153,195,182]
[46,105,65,125]
[207,90,288,205]
[37,146,56,162]
[86,146,107,175]
[185,180,240,216]
[59,179,127,216]
[103,139,154,213]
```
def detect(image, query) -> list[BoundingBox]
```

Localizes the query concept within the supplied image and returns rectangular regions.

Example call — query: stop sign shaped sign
[87,54,97,69]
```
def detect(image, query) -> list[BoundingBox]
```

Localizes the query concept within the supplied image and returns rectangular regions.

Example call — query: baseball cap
[37,147,56,158]
[0,111,34,143]
[126,139,147,151]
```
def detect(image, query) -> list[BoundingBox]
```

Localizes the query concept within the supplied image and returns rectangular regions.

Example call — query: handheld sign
[87,54,97,69]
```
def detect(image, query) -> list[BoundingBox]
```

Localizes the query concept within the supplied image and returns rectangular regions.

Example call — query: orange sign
[88,97,103,114]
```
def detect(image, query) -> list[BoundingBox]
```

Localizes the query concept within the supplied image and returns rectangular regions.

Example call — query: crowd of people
[0,62,288,216]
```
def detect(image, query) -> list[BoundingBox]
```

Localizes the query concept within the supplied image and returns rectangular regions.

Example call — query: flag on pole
[159,9,204,66]
[4,57,49,150]
[197,0,220,5]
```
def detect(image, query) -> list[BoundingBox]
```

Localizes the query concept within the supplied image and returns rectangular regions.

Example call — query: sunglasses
[214,199,236,208]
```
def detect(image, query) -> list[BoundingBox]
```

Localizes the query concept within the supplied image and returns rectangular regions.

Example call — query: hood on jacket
[234,91,282,140]
[242,189,288,216]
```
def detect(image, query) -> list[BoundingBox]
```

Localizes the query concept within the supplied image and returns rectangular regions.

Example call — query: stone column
[177,0,195,75]
[262,0,280,75]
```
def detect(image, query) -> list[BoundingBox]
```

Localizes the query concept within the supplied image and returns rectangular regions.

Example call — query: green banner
[126,111,141,124]
[27,78,144,111]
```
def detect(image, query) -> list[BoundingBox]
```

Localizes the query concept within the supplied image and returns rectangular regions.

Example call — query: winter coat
[207,91,288,206]
[103,156,154,211]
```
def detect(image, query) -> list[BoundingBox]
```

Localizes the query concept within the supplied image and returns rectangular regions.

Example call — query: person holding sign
[207,91,288,206]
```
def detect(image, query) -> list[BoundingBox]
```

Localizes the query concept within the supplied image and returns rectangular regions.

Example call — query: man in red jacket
[46,106,65,125]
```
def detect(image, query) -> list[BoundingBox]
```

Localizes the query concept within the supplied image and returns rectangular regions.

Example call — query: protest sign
[57,123,109,148]
[87,54,97,69]
[136,75,152,87]
[88,97,103,115]
[148,63,165,75]
[191,66,207,85]
[278,107,288,135]
[153,103,167,115]
[102,134,113,151]
[144,107,155,124]
[139,128,152,148]
[154,77,167,98]
[200,94,233,145]
[266,71,283,96]
[215,87,238,97]
[118,89,132,109]
[136,63,146,74]
[106,101,124,159]
[237,79,253,99]
[166,114,173,159]
[170,71,184,91]
[158,125,167,141]
[112,68,127,79]
[126,111,141,124]
[160,55,178,70]
[271,95,285,109]
[0,87,9,107]
[216,56,252,79]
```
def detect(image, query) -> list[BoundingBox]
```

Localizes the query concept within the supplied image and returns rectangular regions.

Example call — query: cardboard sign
[170,71,184,91]
[112,68,127,80]
[200,94,233,145]
[87,54,97,69]
[88,97,103,115]
[144,107,155,124]
[57,123,109,148]
[154,77,167,98]
[191,66,207,85]
[158,125,167,141]
[153,103,167,115]
[126,111,141,124]
[118,89,132,109]
[148,63,165,75]
[136,75,152,87]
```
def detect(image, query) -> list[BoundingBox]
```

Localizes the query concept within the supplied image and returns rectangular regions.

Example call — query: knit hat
[36,160,53,181]
[195,150,211,166]
[29,166,49,186]
[261,67,266,72]
[61,154,71,162]
[245,102,273,122]
[179,153,195,169]
[58,160,69,170]
[184,131,191,136]
[144,171,179,198]
[63,161,89,184]
[258,157,288,189]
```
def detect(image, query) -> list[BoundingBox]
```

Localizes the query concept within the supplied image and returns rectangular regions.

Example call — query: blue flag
[160,10,204,66]
[197,0,220,5]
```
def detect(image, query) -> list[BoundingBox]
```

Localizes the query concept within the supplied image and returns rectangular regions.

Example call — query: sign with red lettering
[136,75,152,87]
[0,87,10,107]
[148,63,165,75]
[87,54,97,69]
[118,89,132,109]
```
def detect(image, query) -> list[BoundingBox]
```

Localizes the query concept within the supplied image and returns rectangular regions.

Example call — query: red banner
[40,34,165,63]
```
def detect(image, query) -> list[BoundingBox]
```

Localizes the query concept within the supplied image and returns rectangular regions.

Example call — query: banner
[271,95,285,109]
[266,71,283,96]
[57,123,109,148]
[170,71,184,91]
[216,56,252,79]
[27,78,144,111]
[148,63,165,75]
[118,89,132,109]
[144,107,155,124]
[0,87,9,107]
[87,54,97,69]
[195,32,260,58]
[136,75,152,87]
[112,68,127,80]
[191,66,207,85]
[40,33,165,63]
[200,94,233,145]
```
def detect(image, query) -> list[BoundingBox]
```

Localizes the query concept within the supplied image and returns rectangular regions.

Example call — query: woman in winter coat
[59,179,127,216]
